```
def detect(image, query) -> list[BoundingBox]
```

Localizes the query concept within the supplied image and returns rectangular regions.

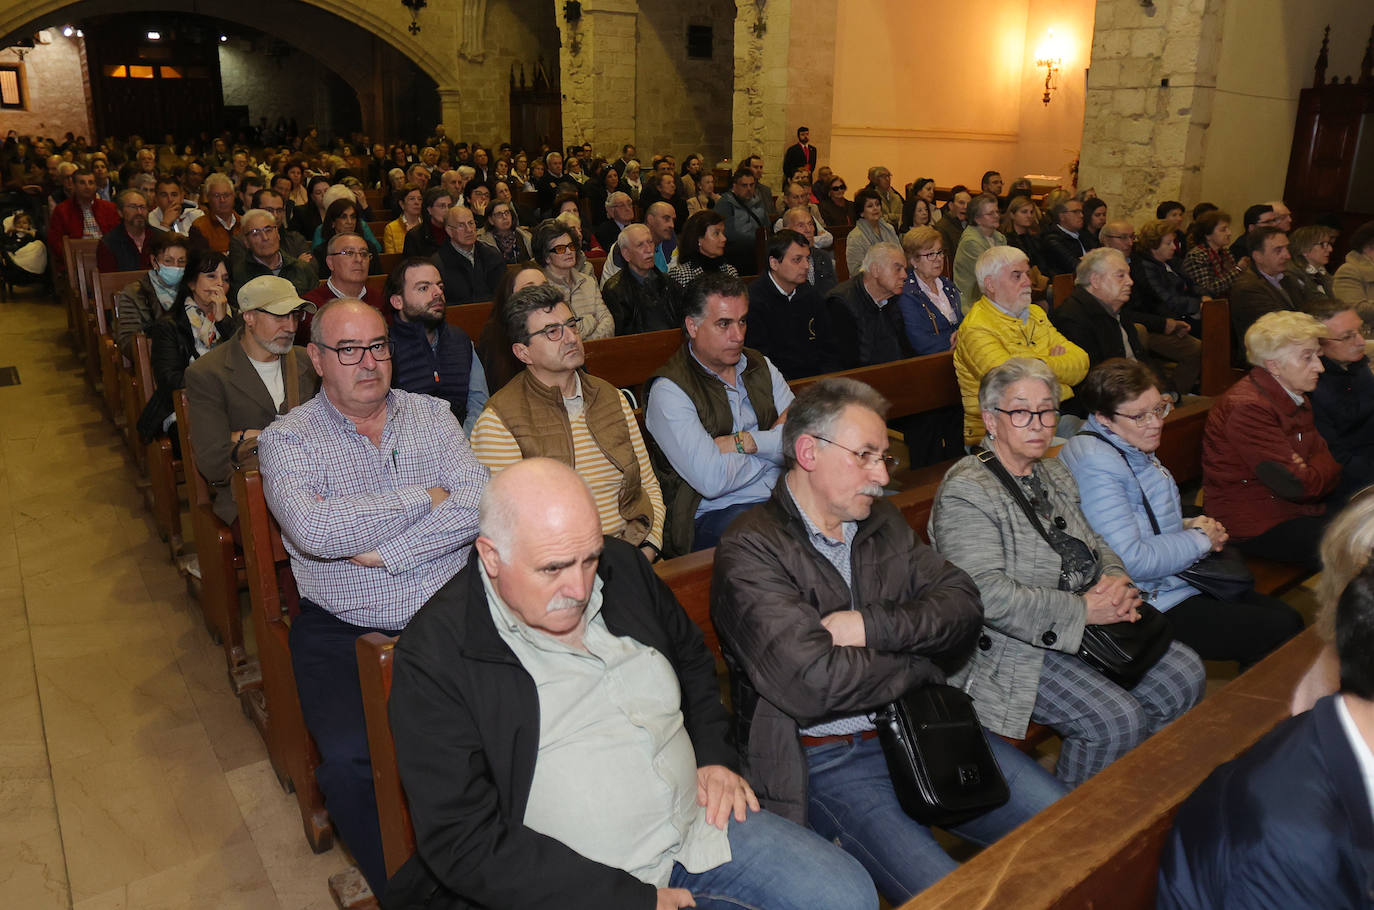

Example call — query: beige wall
[1199,1,1374,219]
[1,31,92,139]
[828,0,1094,195]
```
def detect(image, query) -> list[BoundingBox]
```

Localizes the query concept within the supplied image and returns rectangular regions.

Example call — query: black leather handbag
[978,448,1174,690]
[874,684,1010,827]
[1074,600,1174,688]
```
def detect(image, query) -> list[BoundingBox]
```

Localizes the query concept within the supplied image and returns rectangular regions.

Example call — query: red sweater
[47,197,120,264]
[1202,367,1342,539]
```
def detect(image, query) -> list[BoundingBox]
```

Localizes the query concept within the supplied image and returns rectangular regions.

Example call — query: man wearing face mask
[184,275,320,525]
[114,232,190,360]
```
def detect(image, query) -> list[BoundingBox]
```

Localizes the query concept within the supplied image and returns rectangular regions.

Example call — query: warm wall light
[1035,29,1064,106]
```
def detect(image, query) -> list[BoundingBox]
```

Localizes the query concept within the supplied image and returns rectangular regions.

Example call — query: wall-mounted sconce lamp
[1035,29,1063,106]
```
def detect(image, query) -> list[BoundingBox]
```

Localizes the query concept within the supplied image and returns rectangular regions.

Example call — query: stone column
[1078,0,1226,222]
[731,0,838,188]
[437,87,465,140]
[556,0,639,152]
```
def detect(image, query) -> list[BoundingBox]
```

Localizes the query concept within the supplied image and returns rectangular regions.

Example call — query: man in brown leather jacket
[711,377,1066,905]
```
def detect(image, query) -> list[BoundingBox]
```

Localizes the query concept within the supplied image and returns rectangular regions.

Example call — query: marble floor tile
[70,830,276,910]
[23,568,163,628]
[0,826,70,910]
[51,721,252,903]
[226,759,351,910]
[31,619,198,765]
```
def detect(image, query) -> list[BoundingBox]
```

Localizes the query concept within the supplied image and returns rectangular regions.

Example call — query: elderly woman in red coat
[1201,310,1342,572]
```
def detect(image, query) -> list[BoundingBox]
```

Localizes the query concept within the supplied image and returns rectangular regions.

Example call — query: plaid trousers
[1031,641,1204,787]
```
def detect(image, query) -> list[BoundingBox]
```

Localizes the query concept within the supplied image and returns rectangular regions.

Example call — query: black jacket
[1130,255,1201,321]
[402,221,445,259]
[710,481,983,822]
[386,538,735,909]
[593,219,633,255]
[1051,285,1147,414]
[1041,224,1096,276]
[1007,229,1050,276]
[602,267,679,336]
[136,302,237,442]
[1311,355,1374,488]
[1158,695,1374,910]
[432,241,505,305]
[825,274,913,369]
[745,274,840,380]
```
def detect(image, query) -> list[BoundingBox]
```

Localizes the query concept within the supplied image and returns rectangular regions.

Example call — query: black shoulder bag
[977,449,1173,689]
[1078,431,1253,601]
[873,684,1010,827]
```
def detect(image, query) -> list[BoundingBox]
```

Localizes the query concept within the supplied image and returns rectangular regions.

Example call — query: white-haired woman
[1201,310,1343,572]
[931,357,1205,788]
[953,193,1008,306]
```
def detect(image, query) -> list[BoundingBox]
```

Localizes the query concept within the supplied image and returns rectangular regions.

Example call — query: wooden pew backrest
[444,300,495,342]
[1200,297,1239,396]
[356,632,415,879]
[582,328,683,394]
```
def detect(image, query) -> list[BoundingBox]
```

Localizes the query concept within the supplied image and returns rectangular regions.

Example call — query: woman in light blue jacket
[1061,359,1304,669]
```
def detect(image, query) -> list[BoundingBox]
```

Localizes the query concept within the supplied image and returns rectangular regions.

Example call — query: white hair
[974,245,1029,290]
[860,241,903,273]
[616,222,650,253]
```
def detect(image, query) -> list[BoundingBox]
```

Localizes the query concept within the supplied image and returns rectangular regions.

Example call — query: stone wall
[1,31,92,140]
[1078,0,1227,224]
[634,0,736,168]
[218,42,341,138]
[454,0,558,146]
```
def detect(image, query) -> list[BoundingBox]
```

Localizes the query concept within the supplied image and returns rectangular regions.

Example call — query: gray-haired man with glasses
[470,283,666,562]
[257,298,489,893]
[228,207,317,308]
[712,377,1062,904]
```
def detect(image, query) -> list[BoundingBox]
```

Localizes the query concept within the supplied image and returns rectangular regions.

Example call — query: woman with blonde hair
[1201,310,1343,572]
[1291,488,1374,713]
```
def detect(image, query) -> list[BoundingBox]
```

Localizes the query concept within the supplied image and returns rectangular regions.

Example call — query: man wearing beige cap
[185,274,320,525]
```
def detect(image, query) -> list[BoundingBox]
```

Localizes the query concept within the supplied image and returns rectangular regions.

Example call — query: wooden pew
[73,241,103,390]
[132,333,185,555]
[232,469,333,852]
[581,328,683,400]
[1050,272,1075,311]
[363,189,384,212]
[375,251,403,276]
[357,633,414,880]
[833,234,850,282]
[60,237,99,353]
[899,626,1324,910]
[95,269,145,433]
[367,220,390,240]
[444,300,495,342]
[172,390,256,690]
[1199,297,1241,396]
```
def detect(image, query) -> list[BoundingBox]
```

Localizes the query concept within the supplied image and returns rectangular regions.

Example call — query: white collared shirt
[1336,695,1374,823]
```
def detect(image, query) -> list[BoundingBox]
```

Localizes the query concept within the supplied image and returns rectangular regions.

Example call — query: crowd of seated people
[10,120,1374,908]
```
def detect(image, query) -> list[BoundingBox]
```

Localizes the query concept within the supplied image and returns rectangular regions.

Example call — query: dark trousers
[1235,513,1331,574]
[893,406,962,470]
[289,600,396,893]
[1165,590,1305,670]
[693,501,758,552]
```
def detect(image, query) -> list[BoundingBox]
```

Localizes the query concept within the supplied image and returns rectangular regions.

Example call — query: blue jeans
[805,733,1066,904]
[669,808,877,910]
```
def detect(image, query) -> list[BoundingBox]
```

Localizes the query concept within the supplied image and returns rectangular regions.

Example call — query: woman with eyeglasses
[531,218,613,340]
[1130,218,1204,326]
[477,200,532,265]
[816,176,853,228]
[931,357,1206,788]
[313,198,381,278]
[1202,310,1342,573]
[896,226,961,355]
[1286,225,1337,300]
[1062,359,1304,669]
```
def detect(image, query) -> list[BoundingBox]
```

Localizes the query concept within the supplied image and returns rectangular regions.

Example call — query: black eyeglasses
[316,340,394,365]
[528,316,583,343]
[812,435,899,471]
[995,407,1060,428]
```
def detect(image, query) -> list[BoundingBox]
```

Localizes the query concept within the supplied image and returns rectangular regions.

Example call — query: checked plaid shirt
[258,387,489,630]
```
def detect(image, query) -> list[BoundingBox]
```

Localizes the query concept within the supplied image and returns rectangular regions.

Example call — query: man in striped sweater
[469,283,665,562]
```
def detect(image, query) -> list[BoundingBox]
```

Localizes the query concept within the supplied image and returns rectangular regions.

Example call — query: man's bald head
[475,459,604,642]
[478,458,598,560]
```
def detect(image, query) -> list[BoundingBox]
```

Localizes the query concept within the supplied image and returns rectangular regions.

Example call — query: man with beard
[470,284,665,561]
[183,275,320,525]
[96,189,154,272]
[387,257,488,436]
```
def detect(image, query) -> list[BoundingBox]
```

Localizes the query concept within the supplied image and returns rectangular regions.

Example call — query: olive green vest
[646,345,780,557]
[486,369,653,545]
